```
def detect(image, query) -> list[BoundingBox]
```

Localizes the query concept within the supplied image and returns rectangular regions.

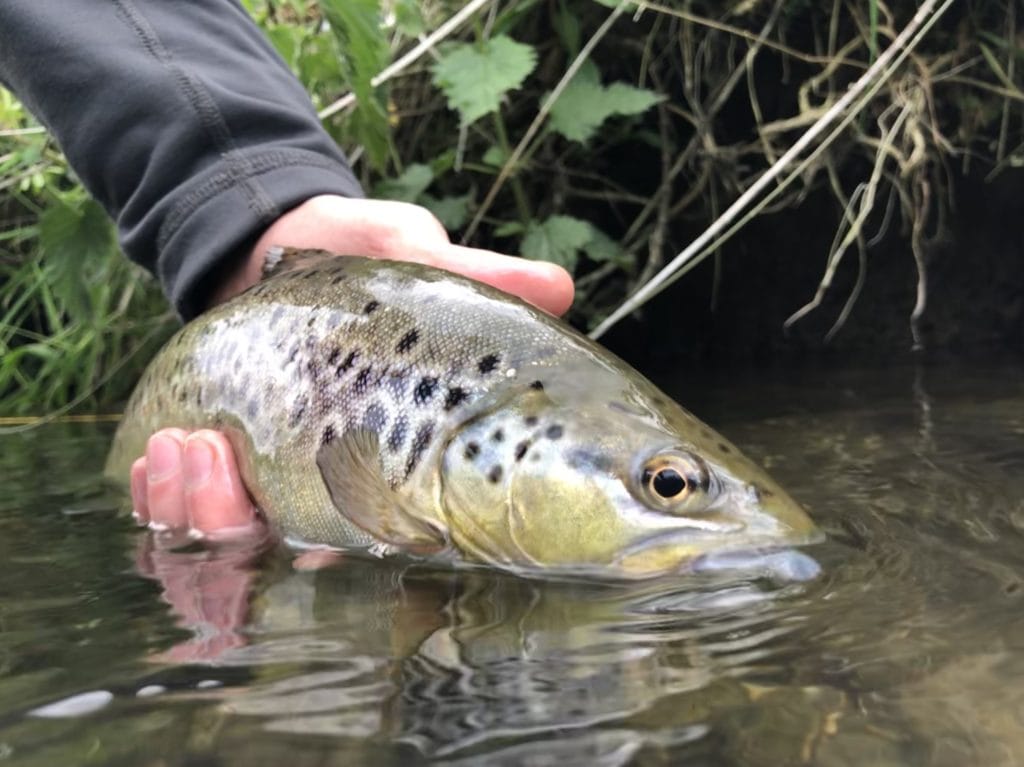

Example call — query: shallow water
[2,361,1024,766]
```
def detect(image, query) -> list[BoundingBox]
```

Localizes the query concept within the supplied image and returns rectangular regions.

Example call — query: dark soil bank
[603,166,1024,370]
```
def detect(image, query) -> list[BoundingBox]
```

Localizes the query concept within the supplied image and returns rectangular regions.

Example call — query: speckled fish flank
[107,250,820,579]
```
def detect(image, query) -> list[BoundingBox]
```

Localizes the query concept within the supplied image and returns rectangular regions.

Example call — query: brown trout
[107,249,819,578]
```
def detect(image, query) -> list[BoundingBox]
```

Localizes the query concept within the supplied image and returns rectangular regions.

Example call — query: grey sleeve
[0,0,364,319]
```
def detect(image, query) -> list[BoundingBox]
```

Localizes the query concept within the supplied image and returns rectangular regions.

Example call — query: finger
[335,199,451,250]
[130,457,150,525]
[183,430,259,536]
[146,429,190,529]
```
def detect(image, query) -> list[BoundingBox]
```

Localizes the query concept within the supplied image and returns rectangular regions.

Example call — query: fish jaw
[611,501,821,579]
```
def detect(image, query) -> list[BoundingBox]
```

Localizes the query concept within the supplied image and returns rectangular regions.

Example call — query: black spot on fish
[286,343,300,364]
[464,442,480,460]
[327,347,341,366]
[270,306,285,325]
[414,377,438,404]
[306,315,317,328]
[488,465,503,483]
[718,442,732,454]
[288,396,308,428]
[514,440,531,461]
[545,424,564,440]
[567,448,613,473]
[491,429,504,443]
[444,387,468,411]
[354,367,373,395]
[306,357,323,379]
[478,354,500,374]
[363,300,379,315]
[524,415,538,427]
[396,329,420,354]
[331,274,346,286]
[303,270,318,280]
[321,424,336,445]
[336,350,359,376]
[405,423,434,478]
[388,416,408,453]
[530,380,544,391]
[363,403,387,431]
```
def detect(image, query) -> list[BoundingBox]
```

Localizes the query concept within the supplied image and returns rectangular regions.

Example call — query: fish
[106,248,820,579]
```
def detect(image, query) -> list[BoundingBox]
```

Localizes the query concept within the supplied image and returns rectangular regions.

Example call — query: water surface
[1,361,1023,765]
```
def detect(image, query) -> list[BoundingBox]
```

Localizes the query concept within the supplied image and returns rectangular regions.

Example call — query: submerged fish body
[107,251,819,578]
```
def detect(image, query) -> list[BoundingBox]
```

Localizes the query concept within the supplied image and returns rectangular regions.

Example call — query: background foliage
[0,0,1020,414]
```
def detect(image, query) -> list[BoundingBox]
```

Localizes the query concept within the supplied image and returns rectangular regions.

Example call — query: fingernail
[184,436,216,488]
[147,434,181,482]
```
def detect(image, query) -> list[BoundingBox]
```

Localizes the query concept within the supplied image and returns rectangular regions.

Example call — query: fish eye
[639,452,712,511]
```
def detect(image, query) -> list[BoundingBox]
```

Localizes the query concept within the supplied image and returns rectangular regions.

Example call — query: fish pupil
[652,468,686,498]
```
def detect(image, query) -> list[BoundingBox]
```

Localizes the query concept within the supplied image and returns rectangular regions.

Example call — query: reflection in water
[1,362,1024,765]
[159,560,830,764]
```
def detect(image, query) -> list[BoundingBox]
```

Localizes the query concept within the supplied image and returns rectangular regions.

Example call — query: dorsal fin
[316,428,448,555]
[262,246,341,278]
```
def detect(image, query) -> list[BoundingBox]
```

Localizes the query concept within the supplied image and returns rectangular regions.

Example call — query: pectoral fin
[316,429,447,555]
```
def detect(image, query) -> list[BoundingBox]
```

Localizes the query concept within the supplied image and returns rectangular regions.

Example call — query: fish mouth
[612,518,823,579]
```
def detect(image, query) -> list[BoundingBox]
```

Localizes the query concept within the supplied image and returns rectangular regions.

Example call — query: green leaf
[521,215,593,272]
[39,197,116,322]
[374,163,433,202]
[421,194,471,231]
[432,36,537,126]
[548,76,663,143]
[583,227,628,267]
[266,25,304,71]
[553,0,582,56]
[299,32,345,94]
[494,221,525,237]
[321,0,392,170]
[482,146,508,167]
[391,0,425,37]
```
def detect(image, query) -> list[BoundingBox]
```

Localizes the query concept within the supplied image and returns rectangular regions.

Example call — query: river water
[1,361,1022,765]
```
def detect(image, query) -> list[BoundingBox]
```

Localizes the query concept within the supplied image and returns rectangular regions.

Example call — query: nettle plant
[253,0,663,313]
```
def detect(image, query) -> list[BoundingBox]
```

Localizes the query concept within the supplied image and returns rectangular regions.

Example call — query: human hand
[131,429,259,538]
[132,196,575,536]
[211,195,575,315]
[134,522,264,663]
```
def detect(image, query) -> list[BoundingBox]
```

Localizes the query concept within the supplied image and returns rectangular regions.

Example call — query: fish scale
[107,251,819,577]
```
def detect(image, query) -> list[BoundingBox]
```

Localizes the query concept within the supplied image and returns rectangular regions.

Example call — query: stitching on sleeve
[156,147,357,252]
[112,0,279,223]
